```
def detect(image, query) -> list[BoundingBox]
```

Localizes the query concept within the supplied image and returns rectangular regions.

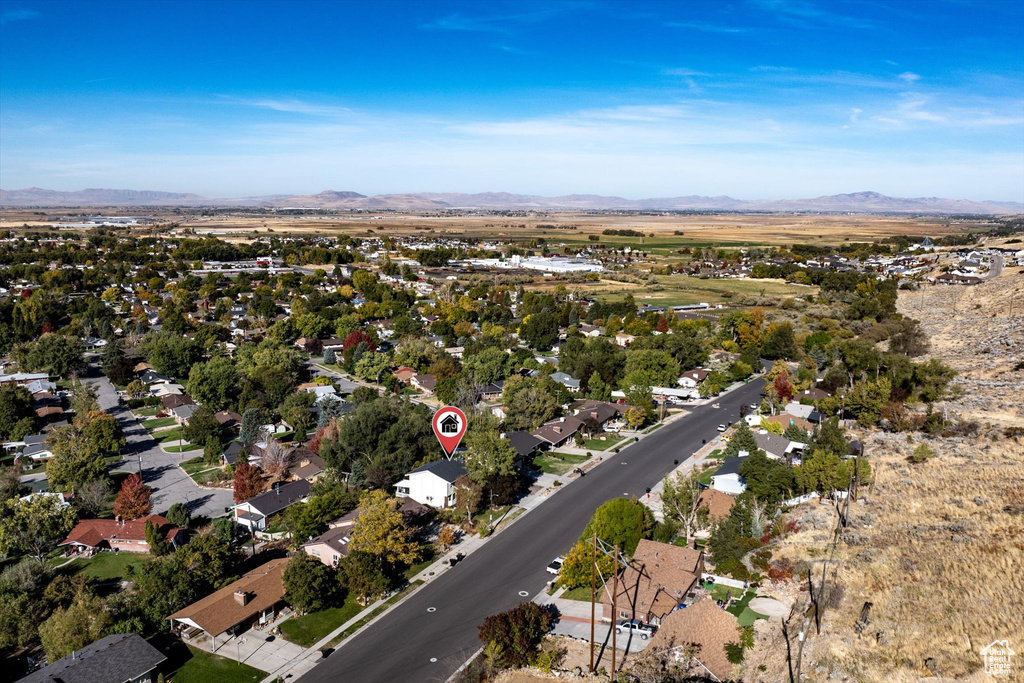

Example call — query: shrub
[909,443,935,464]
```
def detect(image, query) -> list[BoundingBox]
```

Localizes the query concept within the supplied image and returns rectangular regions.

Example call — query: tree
[140,332,203,379]
[113,474,152,520]
[322,347,337,365]
[738,450,794,504]
[761,323,798,360]
[558,539,614,590]
[21,334,86,377]
[770,371,795,405]
[0,494,78,562]
[130,556,201,627]
[125,379,148,400]
[101,340,135,386]
[211,517,236,543]
[339,550,393,604]
[38,593,111,660]
[463,418,518,486]
[661,471,706,545]
[284,489,357,542]
[186,356,240,411]
[145,518,171,555]
[580,498,655,556]
[68,381,99,417]
[437,525,460,552]
[624,350,680,387]
[518,311,559,350]
[45,426,108,493]
[175,534,239,588]
[846,376,891,426]
[348,490,420,566]
[0,464,25,505]
[183,405,222,447]
[284,552,341,613]
[233,463,264,503]
[279,391,316,436]
[78,410,126,456]
[501,375,560,431]
[624,406,646,429]
[463,347,510,385]
[586,372,611,402]
[239,408,261,446]
[455,475,483,524]
[259,436,291,477]
[354,352,392,383]
[0,385,35,441]
[166,502,191,528]
[479,602,552,668]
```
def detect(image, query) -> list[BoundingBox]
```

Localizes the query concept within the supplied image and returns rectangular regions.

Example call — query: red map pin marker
[432,406,468,460]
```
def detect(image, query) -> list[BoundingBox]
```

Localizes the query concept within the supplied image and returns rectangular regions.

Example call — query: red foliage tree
[342,330,376,354]
[113,473,152,520]
[233,462,265,503]
[773,372,795,404]
[656,317,669,333]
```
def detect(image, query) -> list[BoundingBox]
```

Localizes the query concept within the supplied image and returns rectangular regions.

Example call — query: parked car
[717,424,727,432]
[546,557,565,575]
[749,403,758,411]
[616,619,657,639]
[605,422,623,433]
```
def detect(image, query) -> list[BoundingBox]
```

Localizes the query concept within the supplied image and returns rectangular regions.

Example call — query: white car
[546,557,565,575]
[604,422,623,433]
[717,424,727,432]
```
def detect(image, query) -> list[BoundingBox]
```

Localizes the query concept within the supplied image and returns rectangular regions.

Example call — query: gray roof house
[231,480,311,531]
[19,633,166,683]
[394,460,468,509]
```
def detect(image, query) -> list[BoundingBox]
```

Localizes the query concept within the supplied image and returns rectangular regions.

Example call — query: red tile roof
[60,514,181,547]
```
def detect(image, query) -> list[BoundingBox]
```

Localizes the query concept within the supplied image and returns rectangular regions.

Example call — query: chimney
[233,590,250,606]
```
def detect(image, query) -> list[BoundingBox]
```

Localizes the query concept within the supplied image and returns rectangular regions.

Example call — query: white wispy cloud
[0,8,39,24]
[420,3,592,32]
[750,0,876,29]
[898,71,922,83]
[666,21,745,34]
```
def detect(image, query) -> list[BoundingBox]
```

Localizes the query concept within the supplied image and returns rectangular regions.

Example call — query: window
[311,550,320,556]
[620,610,630,619]
[397,487,410,495]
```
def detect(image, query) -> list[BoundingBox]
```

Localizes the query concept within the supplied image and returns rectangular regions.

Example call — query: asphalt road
[81,365,235,519]
[300,378,765,683]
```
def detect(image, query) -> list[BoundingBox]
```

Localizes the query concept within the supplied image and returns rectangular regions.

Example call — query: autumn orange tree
[113,473,152,519]
[233,463,265,503]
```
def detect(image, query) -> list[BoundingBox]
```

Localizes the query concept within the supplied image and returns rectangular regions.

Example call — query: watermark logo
[981,640,1015,676]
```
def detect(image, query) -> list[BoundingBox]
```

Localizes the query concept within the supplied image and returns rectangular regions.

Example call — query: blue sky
[1,0,1022,200]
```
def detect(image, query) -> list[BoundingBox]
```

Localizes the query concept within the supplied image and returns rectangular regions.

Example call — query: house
[444,346,465,359]
[18,438,54,463]
[306,384,339,404]
[19,633,166,683]
[572,400,623,434]
[221,441,249,466]
[214,410,243,430]
[504,431,546,461]
[285,448,326,481]
[601,540,705,625]
[677,369,710,390]
[393,460,467,509]
[171,403,196,425]
[168,558,289,648]
[232,480,311,531]
[393,366,417,384]
[411,373,437,394]
[697,488,735,521]
[763,412,813,433]
[579,324,603,337]
[531,415,585,447]
[783,402,815,419]
[301,509,361,566]
[139,369,172,385]
[645,598,741,682]
[160,393,194,411]
[614,332,635,348]
[710,456,748,495]
[796,387,830,402]
[0,371,50,386]
[59,515,186,554]
[753,431,792,460]
[149,383,184,398]
[549,371,581,393]
[478,382,504,401]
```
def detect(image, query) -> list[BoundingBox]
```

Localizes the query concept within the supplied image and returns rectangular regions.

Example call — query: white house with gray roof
[394,460,467,509]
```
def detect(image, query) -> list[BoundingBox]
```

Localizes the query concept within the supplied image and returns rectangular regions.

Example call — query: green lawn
[167,646,263,683]
[532,452,588,475]
[135,406,161,417]
[705,449,726,460]
[192,469,230,486]
[473,505,511,529]
[153,427,186,443]
[698,466,716,486]
[583,436,624,451]
[722,588,767,626]
[142,417,176,430]
[280,598,363,647]
[561,584,601,601]
[68,551,151,581]
[165,444,200,453]
[179,456,212,474]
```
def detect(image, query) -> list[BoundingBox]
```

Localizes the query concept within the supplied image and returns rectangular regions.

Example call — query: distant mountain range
[1,187,1021,214]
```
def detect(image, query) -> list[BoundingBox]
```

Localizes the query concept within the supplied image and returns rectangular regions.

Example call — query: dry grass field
[748,269,1024,682]
[0,209,991,249]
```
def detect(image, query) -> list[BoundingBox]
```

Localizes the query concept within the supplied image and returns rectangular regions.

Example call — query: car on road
[616,619,657,639]
[717,424,727,432]
[750,403,758,411]
[546,557,565,575]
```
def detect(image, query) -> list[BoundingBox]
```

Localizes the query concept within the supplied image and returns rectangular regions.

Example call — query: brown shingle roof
[167,558,289,636]
[59,515,180,548]
[646,598,740,681]
[698,489,735,521]
[601,540,704,623]
[763,413,812,432]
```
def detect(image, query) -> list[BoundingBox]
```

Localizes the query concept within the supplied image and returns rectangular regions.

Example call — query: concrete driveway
[545,597,650,655]
[82,366,235,519]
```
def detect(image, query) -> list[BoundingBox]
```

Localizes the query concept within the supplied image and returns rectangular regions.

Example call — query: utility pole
[611,544,619,677]
[589,533,596,673]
